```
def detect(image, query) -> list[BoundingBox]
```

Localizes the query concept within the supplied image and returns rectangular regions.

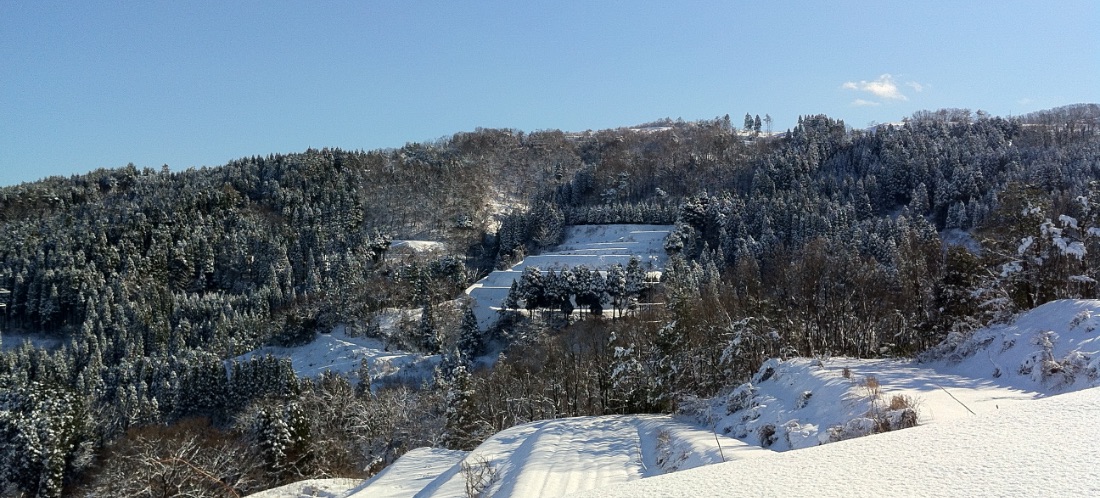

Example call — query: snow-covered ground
[347,448,468,498]
[235,324,437,385]
[465,224,673,330]
[576,387,1100,498]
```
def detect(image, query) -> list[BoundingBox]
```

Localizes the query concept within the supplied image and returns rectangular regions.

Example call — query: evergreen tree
[418,302,439,354]
[443,362,479,450]
[456,305,484,361]
[606,264,628,317]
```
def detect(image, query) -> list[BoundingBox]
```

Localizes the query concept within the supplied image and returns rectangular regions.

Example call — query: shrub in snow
[889,408,919,430]
[753,358,781,383]
[724,383,758,415]
[783,421,819,449]
[795,390,813,410]
[1068,310,1099,333]
[654,429,691,472]
[1017,330,1082,388]
[758,424,778,448]
[828,417,877,442]
[461,454,498,498]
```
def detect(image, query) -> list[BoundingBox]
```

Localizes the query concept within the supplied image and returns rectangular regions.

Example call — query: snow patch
[235,325,438,387]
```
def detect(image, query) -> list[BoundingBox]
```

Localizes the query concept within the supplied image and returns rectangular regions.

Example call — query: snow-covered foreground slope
[353,415,764,498]
[248,478,364,498]
[576,387,1100,498]
[346,448,468,498]
[252,416,763,498]
[466,224,672,330]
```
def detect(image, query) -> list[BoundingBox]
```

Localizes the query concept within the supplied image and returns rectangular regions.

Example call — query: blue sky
[1,1,1097,186]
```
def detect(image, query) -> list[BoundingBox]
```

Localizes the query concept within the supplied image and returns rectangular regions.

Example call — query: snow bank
[345,448,468,498]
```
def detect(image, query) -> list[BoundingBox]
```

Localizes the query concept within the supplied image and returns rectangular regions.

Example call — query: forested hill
[1,105,1099,496]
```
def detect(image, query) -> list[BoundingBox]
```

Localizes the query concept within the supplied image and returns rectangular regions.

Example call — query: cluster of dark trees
[1,104,1099,495]
[500,260,649,319]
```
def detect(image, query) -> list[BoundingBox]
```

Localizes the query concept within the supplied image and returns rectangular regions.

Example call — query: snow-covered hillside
[682,299,1100,451]
[249,300,1100,498]
[465,224,672,330]
[235,225,673,383]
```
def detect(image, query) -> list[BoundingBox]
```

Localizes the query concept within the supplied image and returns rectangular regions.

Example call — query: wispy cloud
[841,74,909,104]
[851,99,881,107]
[906,81,927,93]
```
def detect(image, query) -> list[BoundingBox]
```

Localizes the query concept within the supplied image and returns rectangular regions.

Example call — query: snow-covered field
[252,299,1100,498]
[465,224,673,330]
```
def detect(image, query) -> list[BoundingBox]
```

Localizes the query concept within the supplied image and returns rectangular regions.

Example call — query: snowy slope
[250,415,759,498]
[576,387,1100,498]
[465,224,672,330]
[685,299,1100,451]
[355,415,765,498]
[346,448,468,498]
[248,478,363,498]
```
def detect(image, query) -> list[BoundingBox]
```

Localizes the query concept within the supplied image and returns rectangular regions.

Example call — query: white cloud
[842,74,908,101]
[851,99,881,107]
